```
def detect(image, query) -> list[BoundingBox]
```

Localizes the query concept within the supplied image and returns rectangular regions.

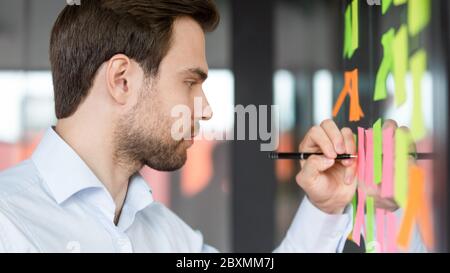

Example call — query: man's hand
[296,119,357,214]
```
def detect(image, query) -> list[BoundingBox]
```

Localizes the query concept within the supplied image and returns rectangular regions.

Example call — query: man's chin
[143,152,187,172]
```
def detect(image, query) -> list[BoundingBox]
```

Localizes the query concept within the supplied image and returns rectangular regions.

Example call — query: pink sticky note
[365,129,375,189]
[386,211,397,253]
[376,208,385,252]
[357,127,365,182]
[352,188,366,246]
[381,127,395,198]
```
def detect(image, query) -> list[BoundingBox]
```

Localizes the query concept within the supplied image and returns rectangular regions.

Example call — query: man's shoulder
[0,160,42,200]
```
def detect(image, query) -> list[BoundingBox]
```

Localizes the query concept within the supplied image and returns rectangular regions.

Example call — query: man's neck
[55,118,141,224]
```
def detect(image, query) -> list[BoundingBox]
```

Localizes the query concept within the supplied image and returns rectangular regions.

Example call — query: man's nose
[199,91,213,121]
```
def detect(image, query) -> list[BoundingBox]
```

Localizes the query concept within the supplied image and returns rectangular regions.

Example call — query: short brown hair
[50,0,219,119]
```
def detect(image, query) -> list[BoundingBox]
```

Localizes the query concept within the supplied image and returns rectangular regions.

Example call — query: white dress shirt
[0,127,353,253]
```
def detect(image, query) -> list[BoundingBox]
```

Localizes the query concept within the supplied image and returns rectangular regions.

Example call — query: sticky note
[352,193,357,227]
[366,196,375,252]
[374,29,395,101]
[376,208,385,252]
[410,49,427,141]
[343,0,359,59]
[386,211,397,252]
[397,165,423,249]
[365,129,375,189]
[352,188,366,246]
[393,25,408,107]
[393,0,407,5]
[394,128,410,208]
[382,0,392,14]
[344,5,352,58]
[381,126,395,198]
[333,69,365,122]
[417,181,434,249]
[373,119,383,184]
[408,0,431,37]
[351,0,359,55]
[357,127,366,183]
[397,165,434,250]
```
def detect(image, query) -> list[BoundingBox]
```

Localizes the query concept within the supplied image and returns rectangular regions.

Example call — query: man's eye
[186,81,196,88]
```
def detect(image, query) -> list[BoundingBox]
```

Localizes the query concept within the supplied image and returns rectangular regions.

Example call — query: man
[0,0,361,252]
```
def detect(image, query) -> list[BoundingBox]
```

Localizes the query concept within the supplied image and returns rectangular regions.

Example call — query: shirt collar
[31,127,106,204]
[32,127,155,228]
[117,173,154,231]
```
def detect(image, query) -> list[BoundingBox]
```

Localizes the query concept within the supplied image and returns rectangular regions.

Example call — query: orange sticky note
[333,69,365,122]
[397,165,422,249]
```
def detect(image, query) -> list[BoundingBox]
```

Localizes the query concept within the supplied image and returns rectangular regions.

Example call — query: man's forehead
[161,17,208,75]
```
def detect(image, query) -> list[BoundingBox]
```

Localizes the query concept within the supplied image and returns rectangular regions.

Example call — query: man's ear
[106,54,132,105]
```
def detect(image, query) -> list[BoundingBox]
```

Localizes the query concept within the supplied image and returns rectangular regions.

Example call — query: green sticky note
[351,0,359,55]
[393,0,407,5]
[394,128,410,208]
[344,5,352,58]
[352,193,357,227]
[393,25,408,107]
[410,49,427,141]
[365,196,375,252]
[374,28,395,101]
[408,0,431,37]
[382,0,393,14]
[373,118,383,184]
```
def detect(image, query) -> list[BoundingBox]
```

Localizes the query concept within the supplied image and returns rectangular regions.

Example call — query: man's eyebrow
[184,68,208,81]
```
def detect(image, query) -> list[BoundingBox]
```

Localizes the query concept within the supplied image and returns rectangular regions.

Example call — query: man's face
[115,17,212,172]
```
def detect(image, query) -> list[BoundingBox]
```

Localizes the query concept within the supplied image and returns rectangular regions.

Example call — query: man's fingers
[299,125,337,158]
[383,119,398,130]
[297,155,335,186]
[320,119,346,155]
[343,162,357,185]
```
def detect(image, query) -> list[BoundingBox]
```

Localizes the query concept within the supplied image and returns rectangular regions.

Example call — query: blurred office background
[0,0,449,252]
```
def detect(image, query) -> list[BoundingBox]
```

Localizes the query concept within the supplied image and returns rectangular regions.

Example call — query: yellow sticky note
[373,118,383,184]
[382,0,393,14]
[374,28,395,101]
[394,128,411,208]
[408,0,431,37]
[410,49,427,141]
[393,25,408,107]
